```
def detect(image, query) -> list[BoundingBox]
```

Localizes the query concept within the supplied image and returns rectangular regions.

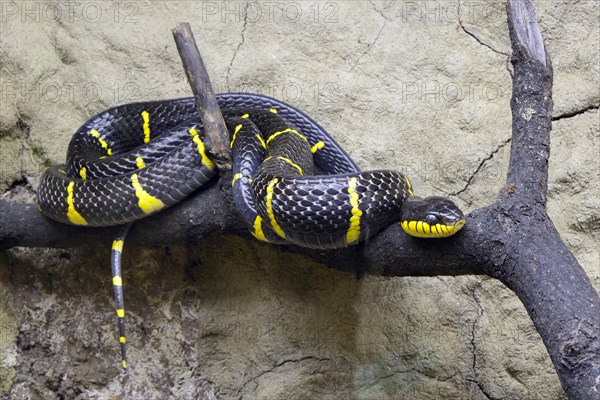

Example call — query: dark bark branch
[172,22,231,170]
[504,0,553,206]
[507,0,548,67]
[487,1,599,398]
[484,204,600,400]
[1,2,598,399]
[0,188,484,277]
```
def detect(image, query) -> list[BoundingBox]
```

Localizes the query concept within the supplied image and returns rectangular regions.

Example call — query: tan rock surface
[1,1,597,399]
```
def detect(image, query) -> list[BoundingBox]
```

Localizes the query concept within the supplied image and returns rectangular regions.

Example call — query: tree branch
[1,1,598,398]
[0,186,484,277]
[485,1,599,397]
[172,22,231,170]
[504,0,553,205]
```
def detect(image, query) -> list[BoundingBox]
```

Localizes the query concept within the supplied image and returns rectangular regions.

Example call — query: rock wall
[1,1,598,399]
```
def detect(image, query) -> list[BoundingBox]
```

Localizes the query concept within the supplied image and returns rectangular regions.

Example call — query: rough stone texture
[0,252,18,394]
[0,1,598,399]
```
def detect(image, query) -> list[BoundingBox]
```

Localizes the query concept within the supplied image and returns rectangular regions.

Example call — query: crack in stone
[363,367,417,392]
[552,104,599,121]
[458,20,509,57]
[16,114,30,138]
[226,2,249,89]
[368,0,391,21]
[376,367,414,382]
[452,138,511,197]
[237,355,332,399]
[355,23,386,66]
[457,2,512,78]
[464,283,498,400]
[466,378,496,400]
[354,1,389,66]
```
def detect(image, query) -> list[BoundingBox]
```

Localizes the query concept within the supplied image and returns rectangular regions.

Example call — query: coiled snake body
[37,93,465,367]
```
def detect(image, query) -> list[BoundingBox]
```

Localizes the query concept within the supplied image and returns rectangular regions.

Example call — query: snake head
[400,196,465,238]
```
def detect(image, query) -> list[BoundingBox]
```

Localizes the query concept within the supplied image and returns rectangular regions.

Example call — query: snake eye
[425,214,439,225]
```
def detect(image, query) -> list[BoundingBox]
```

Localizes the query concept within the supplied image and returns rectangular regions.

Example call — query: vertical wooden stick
[172,22,231,170]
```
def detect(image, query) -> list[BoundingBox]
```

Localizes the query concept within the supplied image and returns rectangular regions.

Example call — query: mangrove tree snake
[37,92,465,368]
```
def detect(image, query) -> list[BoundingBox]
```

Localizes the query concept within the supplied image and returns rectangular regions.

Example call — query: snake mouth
[451,219,465,234]
[401,218,465,238]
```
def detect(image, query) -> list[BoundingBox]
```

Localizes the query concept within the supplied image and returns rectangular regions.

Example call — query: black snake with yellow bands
[37,92,465,367]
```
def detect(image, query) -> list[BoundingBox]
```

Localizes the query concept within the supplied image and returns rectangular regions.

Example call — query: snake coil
[37,92,465,368]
